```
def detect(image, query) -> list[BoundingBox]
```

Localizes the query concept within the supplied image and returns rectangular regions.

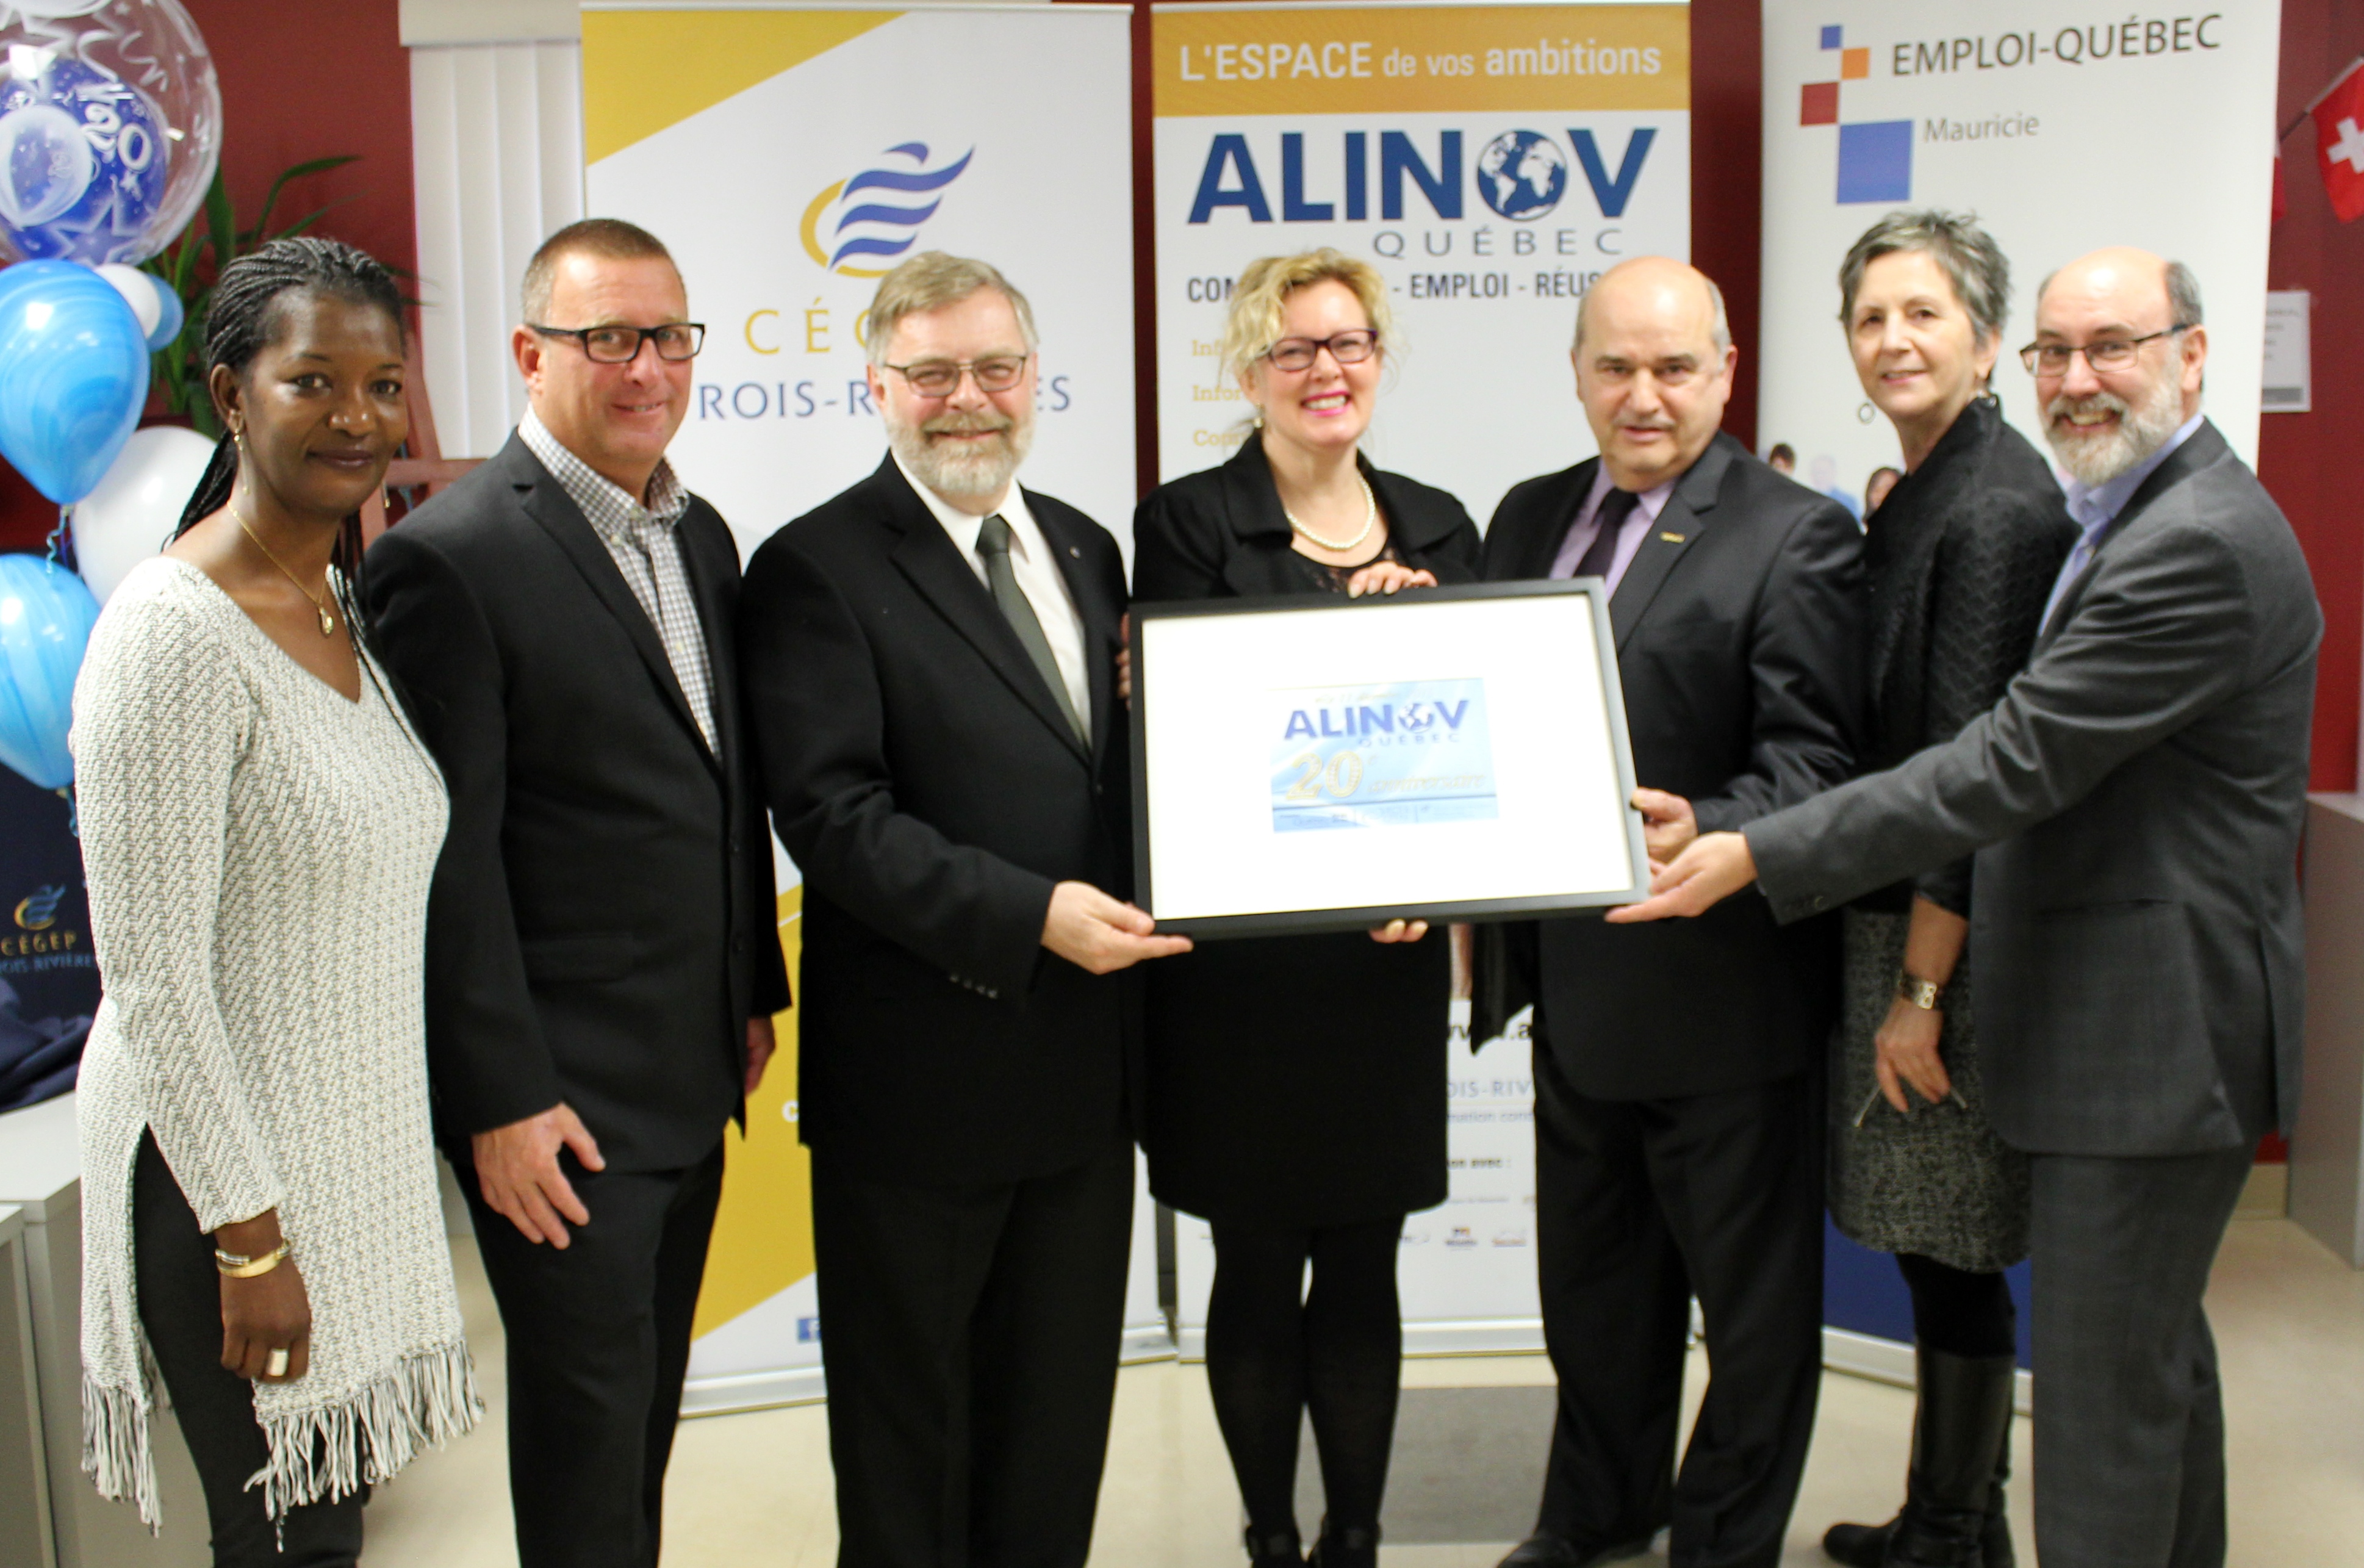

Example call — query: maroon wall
[2266,0,2364,794]
[176,0,415,279]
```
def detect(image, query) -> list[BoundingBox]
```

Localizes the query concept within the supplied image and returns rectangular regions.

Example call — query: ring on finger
[265,1348,290,1378]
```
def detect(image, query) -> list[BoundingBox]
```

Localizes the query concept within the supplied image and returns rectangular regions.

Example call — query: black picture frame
[1129,578,1649,938]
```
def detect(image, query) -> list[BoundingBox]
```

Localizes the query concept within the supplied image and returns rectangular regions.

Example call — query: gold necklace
[232,502,338,637]
[1284,474,1378,554]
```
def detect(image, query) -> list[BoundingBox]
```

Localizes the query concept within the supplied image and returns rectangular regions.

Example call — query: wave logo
[799,143,974,278]
[13,883,63,931]
[1798,24,1911,203]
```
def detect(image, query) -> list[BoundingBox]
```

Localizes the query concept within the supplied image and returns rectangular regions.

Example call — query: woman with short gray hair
[1818,210,2074,1568]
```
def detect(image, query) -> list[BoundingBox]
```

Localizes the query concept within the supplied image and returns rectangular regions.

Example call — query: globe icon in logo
[1477,131,1568,221]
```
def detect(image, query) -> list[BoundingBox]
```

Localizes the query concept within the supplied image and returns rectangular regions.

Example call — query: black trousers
[454,1139,724,1568]
[132,1131,368,1566]
[811,1134,1133,1568]
[1531,1049,1824,1568]
[2027,1147,2250,1568]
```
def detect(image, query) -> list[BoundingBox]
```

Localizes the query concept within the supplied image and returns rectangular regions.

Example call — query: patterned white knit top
[73,556,480,1525]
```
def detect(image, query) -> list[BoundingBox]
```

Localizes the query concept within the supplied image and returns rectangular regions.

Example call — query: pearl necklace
[1285,475,1378,554]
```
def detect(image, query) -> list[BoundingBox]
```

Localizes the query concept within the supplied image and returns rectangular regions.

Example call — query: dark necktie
[1563,485,1644,583]
[976,512,1086,743]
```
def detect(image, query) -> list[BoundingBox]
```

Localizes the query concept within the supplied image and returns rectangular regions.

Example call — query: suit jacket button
[1811,896,1826,910]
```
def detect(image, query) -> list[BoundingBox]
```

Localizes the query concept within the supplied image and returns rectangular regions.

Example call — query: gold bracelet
[1895,969,1947,1012]
[215,1241,292,1279]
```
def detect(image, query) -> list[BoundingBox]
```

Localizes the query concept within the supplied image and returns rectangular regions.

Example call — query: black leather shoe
[1245,1526,1304,1566]
[1497,1533,1656,1568]
[1309,1523,1379,1568]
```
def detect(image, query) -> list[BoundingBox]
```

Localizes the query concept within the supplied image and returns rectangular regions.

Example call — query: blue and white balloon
[0,1,220,267]
[0,553,99,791]
[140,263,179,347]
[93,261,156,334]
[0,258,149,504]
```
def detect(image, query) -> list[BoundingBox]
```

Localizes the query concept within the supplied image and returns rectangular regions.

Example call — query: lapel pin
[1660,531,1687,544]
[1069,545,1080,558]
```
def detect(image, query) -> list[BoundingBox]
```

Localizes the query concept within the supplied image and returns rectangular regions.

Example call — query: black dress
[1133,439,1481,1227]
[1831,394,2075,1270]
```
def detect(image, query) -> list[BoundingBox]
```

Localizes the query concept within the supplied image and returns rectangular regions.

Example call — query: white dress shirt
[894,450,1093,729]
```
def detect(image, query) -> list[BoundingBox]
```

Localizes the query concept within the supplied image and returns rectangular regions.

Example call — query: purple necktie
[1557,486,1644,582]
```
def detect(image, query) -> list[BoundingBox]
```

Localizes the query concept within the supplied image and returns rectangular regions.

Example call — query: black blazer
[1131,437,1482,599]
[362,434,789,1171]
[739,456,1134,1187]
[1479,431,1866,1099]
[1130,440,1479,1226]
[1856,396,2074,913]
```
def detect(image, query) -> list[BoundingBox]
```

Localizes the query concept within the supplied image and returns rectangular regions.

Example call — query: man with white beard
[1611,248,2321,1568]
[738,252,1183,1568]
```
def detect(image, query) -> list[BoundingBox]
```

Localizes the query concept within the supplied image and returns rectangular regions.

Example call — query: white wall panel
[407,42,584,458]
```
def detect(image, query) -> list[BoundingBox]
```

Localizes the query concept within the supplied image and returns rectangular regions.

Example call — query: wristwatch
[1895,970,1947,1011]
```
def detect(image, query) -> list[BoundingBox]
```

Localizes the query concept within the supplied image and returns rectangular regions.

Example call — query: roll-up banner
[580,1,1155,1415]
[1760,0,2277,1385]
[1154,0,1691,523]
[1152,0,1691,1354]
[1758,1,2280,514]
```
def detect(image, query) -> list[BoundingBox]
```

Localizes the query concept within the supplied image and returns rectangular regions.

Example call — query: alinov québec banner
[1153,0,1690,1353]
[1154,1,1691,527]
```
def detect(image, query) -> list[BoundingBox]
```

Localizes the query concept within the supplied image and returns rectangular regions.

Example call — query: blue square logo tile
[1837,120,1912,203]
[1820,24,1843,49]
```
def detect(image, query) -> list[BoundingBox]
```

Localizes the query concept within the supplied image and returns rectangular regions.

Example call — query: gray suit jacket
[1748,420,2319,1157]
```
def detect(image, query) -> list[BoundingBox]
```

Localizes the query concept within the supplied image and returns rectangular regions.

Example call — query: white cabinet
[0,1095,207,1567]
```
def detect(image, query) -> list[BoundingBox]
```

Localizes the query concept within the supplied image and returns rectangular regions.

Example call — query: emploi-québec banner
[1153,0,1691,1353]
[580,1,1152,1414]
[1758,0,2280,513]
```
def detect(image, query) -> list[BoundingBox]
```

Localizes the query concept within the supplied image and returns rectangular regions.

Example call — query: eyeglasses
[883,356,1030,397]
[2018,325,2186,377]
[1265,330,1379,372]
[530,322,706,363]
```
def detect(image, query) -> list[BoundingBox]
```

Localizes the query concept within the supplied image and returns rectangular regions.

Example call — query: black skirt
[1143,928,1449,1228]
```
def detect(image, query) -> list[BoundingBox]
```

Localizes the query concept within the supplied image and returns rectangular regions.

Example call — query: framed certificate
[1130,580,1649,937]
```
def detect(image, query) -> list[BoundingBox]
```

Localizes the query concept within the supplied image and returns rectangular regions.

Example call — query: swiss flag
[2315,60,2364,222]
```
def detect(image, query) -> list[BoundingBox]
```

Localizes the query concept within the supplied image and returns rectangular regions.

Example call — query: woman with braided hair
[74,236,478,1564]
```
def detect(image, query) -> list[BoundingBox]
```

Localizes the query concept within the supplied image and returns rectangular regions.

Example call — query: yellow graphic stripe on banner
[692,883,814,1340]
[1154,4,1689,116]
[584,10,900,163]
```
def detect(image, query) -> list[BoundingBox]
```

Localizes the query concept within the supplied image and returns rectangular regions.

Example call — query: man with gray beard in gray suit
[1613,248,2319,1568]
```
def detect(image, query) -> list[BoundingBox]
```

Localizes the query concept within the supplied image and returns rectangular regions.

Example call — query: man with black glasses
[366,218,788,1568]
[1617,251,2321,1568]
[738,250,1182,1567]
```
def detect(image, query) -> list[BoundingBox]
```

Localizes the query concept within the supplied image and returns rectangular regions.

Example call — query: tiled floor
[357,1214,2364,1566]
